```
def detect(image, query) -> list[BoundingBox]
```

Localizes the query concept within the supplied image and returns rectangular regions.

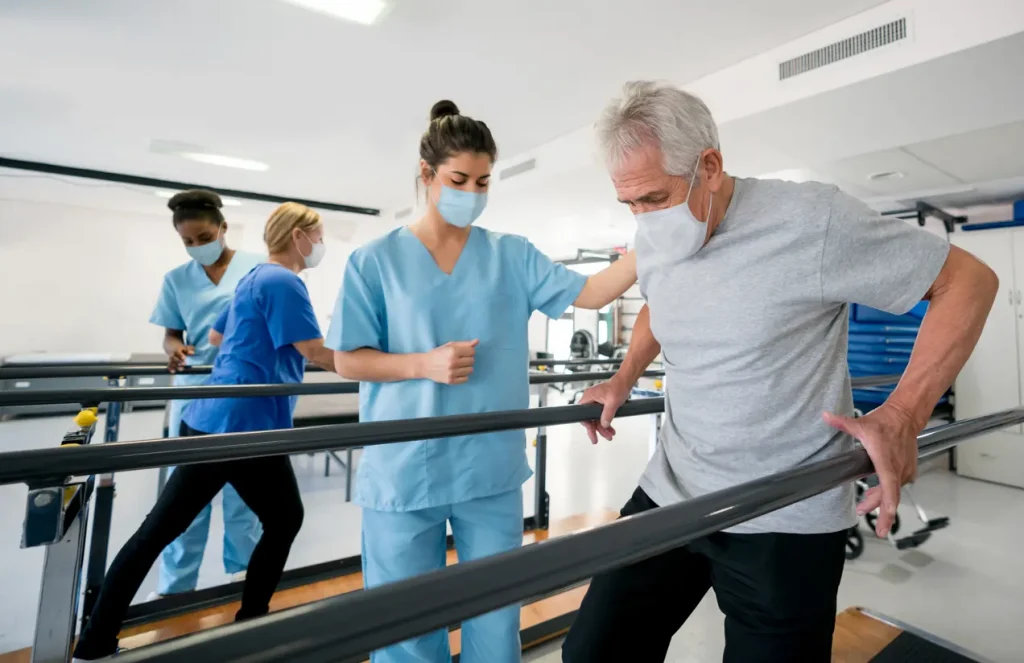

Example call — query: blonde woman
[73,202,336,661]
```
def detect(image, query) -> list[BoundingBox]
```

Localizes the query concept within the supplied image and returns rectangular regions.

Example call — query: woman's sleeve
[325,254,385,353]
[521,239,587,319]
[262,272,323,349]
[149,274,186,330]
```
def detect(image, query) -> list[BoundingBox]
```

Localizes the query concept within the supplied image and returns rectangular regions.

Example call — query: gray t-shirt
[636,177,950,534]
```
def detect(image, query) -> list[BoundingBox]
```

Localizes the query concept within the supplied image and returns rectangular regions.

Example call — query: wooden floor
[0,509,909,663]
[831,607,903,662]
[0,511,617,662]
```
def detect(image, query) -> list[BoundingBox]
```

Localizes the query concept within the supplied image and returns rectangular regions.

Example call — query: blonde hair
[263,202,322,254]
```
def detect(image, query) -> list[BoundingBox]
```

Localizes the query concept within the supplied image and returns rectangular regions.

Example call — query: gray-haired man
[562,81,997,662]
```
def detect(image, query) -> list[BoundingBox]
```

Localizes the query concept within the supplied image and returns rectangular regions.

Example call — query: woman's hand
[168,345,195,373]
[419,340,478,385]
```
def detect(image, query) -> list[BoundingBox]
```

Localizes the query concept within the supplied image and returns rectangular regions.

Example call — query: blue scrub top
[326,226,586,512]
[150,250,264,386]
[184,264,323,434]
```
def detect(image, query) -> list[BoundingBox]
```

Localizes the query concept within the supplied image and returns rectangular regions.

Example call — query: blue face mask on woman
[434,183,488,228]
[186,230,225,266]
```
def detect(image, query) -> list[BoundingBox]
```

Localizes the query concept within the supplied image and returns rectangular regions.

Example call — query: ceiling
[720,31,1024,210]
[0,0,884,214]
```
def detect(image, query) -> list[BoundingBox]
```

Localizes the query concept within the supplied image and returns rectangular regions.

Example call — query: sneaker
[145,592,165,601]
[231,571,247,583]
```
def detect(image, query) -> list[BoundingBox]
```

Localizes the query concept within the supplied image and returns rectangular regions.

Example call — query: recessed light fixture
[179,152,270,172]
[868,170,904,182]
[153,190,242,206]
[281,0,391,25]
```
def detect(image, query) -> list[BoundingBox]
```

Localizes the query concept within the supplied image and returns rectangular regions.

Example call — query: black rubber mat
[871,631,981,662]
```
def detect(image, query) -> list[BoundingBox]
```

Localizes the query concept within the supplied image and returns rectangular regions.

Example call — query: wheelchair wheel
[845,527,864,560]
[865,511,900,536]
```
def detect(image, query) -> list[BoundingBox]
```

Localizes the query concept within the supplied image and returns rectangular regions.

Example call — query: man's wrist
[407,353,427,380]
[882,395,930,432]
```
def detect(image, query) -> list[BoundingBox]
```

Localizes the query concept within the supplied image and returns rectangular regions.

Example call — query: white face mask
[633,155,713,263]
[299,230,326,269]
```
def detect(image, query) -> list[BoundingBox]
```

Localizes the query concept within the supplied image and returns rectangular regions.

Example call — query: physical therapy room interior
[2,1,1024,662]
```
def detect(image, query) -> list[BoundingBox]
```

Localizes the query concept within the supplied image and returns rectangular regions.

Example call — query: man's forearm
[888,248,998,428]
[162,332,186,357]
[612,304,661,387]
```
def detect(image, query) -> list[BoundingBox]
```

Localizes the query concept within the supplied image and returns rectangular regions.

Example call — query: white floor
[2,405,1023,661]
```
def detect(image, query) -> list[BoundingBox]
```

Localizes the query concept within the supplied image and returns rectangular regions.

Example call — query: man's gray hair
[596,81,720,178]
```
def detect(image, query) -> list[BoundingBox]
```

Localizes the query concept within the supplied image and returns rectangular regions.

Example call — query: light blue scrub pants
[157,400,263,594]
[362,488,524,663]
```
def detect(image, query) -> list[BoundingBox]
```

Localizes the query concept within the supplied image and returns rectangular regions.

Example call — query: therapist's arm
[208,329,223,347]
[574,251,637,310]
[162,329,194,373]
[335,341,477,385]
[293,338,337,372]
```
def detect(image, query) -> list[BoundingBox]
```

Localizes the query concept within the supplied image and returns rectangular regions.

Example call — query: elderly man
[562,81,998,663]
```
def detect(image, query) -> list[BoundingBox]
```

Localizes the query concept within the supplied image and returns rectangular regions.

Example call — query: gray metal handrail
[0,371,897,408]
[0,358,630,380]
[110,406,1024,663]
[0,370,667,408]
[0,399,666,487]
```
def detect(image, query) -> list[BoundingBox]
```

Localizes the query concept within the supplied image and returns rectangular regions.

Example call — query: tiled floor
[2,404,1023,660]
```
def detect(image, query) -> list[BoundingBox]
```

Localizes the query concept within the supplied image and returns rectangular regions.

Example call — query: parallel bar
[0,370,681,407]
[0,399,665,486]
[0,358,630,379]
[112,407,1024,663]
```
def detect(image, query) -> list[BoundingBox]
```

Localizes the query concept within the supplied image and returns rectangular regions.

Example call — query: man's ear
[702,149,726,193]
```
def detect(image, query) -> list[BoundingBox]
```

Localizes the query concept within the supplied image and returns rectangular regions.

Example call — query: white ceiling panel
[812,148,962,196]
[903,121,1024,184]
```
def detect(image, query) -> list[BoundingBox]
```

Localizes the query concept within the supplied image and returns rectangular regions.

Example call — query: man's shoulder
[743,177,838,207]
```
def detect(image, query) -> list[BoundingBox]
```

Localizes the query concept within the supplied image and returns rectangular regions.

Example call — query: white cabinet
[952,229,1024,488]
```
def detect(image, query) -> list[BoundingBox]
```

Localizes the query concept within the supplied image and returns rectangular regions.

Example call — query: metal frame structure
[4,371,903,661]
[883,201,968,234]
[101,406,1020,663]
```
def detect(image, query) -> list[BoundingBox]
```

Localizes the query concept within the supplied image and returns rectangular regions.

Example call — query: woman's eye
[450,180,467,186]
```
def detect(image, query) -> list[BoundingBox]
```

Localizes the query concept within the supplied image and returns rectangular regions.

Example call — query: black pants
[562,487,846,663]
[73,422,304,659]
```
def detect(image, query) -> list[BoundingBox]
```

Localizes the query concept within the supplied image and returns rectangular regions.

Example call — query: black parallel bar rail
[111,407,1023,663]
[0,370,669,408]
[0,358,631,380]
[0,400,665,487]
[0,372,898,408]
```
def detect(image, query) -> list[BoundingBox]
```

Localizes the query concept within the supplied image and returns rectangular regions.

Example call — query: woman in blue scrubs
[149,189,263,597]
[326,100,637,663]
[73,202,335,661]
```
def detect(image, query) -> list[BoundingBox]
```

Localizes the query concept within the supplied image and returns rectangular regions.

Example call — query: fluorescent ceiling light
[179,152,270,172]
[153,190,242,206]
[282,0,391,25]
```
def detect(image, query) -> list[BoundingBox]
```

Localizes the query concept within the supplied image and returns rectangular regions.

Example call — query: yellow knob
[532,439,537,447]
[74,410,98,427]
[654,379,663,390]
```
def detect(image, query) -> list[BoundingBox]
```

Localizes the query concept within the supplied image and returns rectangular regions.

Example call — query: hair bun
[167,189,223,213]
[429,100,460,122]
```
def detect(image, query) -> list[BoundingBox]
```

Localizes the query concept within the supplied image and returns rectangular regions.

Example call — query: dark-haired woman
[326,101,637,663]
[148,189,263,597]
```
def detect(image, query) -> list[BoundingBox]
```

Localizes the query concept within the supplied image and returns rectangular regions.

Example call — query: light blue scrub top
[150,250,265,395]
[325,227,587,512]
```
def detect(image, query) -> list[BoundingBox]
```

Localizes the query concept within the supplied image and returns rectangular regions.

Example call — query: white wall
[0,194,364,357]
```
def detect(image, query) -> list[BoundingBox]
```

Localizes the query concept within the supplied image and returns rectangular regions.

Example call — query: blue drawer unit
[846,302,949,413]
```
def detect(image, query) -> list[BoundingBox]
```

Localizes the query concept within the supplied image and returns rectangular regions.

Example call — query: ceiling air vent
[779,17,906,81]
[499,158,537,181]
